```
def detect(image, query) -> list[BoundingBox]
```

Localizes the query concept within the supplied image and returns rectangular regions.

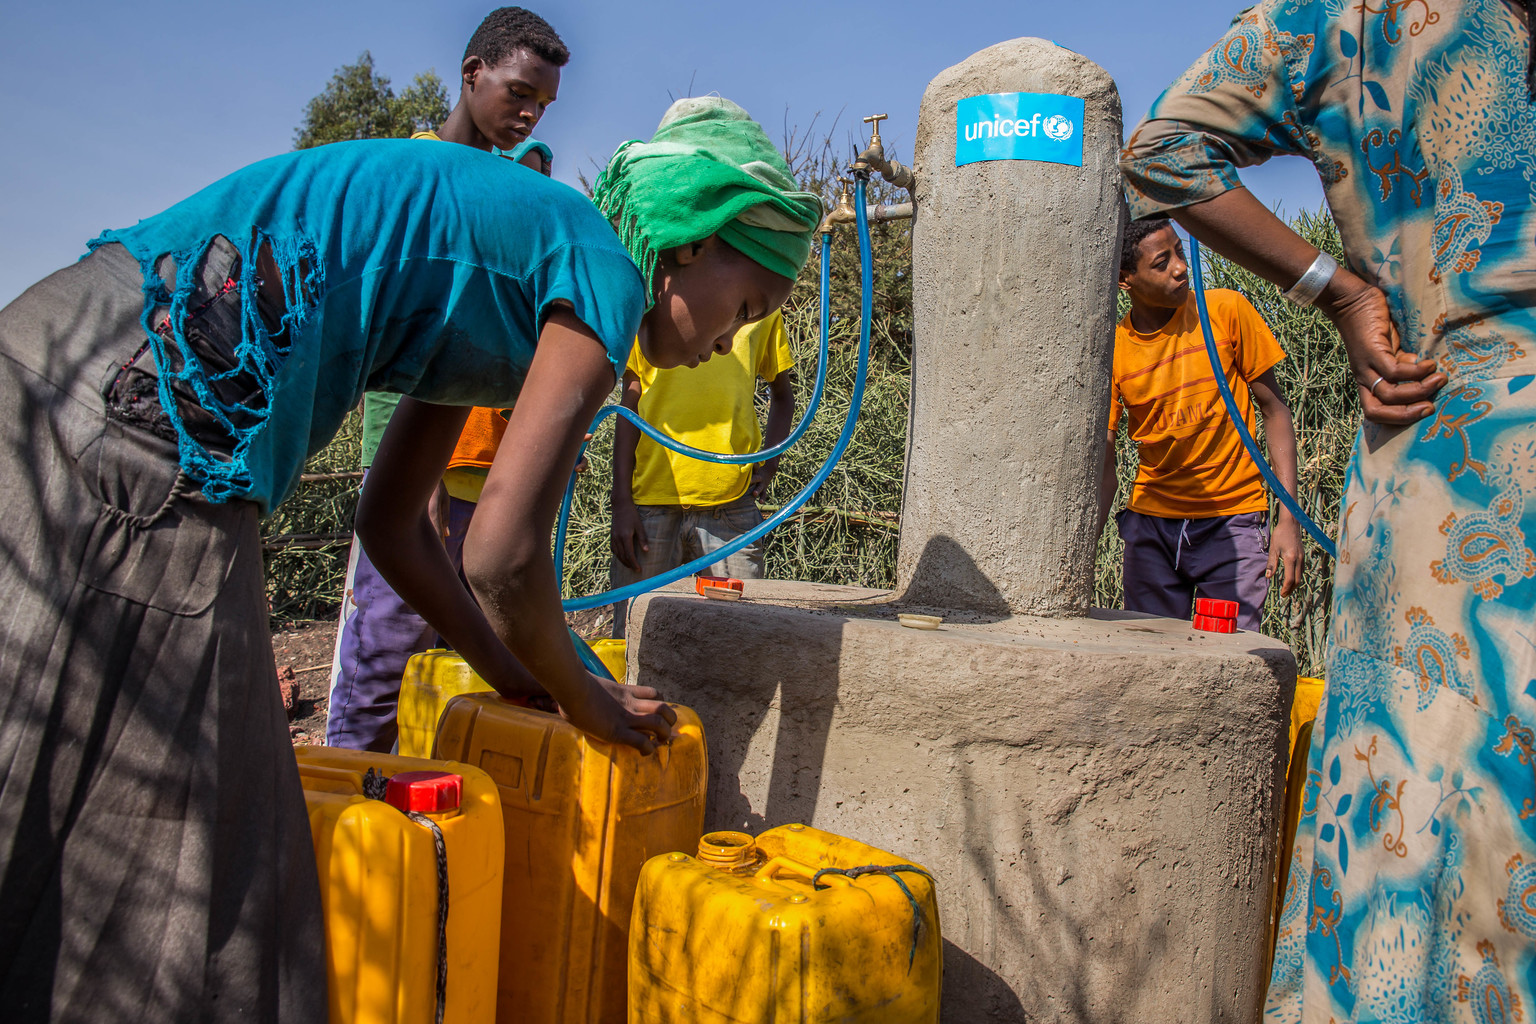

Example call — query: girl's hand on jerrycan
[557,672,676,754]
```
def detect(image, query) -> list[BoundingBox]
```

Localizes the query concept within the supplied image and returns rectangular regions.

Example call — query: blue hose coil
[556,177,877,613]
[1188,236,1338,558]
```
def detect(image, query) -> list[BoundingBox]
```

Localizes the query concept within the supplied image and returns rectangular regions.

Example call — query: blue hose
[584,236,835,467]
[557,177,877,613]
[1188,236,1338,558]
[570,626,615,681]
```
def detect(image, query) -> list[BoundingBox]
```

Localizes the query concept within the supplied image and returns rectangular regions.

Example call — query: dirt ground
[274,606,616,746]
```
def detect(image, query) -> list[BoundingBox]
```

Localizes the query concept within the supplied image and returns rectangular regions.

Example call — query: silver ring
[1367,375,1385,395]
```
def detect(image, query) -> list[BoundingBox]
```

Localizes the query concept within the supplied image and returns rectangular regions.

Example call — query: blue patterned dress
[1122,2,1536,1020]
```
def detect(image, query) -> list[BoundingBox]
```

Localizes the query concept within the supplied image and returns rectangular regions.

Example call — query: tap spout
[817,177,860,235]
[819,201,914,234]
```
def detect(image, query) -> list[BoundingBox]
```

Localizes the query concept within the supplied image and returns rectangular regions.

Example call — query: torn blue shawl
[92,139,644,513]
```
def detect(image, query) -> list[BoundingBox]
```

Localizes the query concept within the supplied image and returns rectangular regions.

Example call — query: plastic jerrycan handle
[297,764,367,793]
[755,856,854,888]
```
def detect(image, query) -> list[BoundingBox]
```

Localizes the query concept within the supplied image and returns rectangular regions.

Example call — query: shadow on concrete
[758,646,842,829]
[943,940,1029,1021]
[898,534,1011,621]
[701,537,1007,831]
[646,595,848,835]
[957,760,1171,1024]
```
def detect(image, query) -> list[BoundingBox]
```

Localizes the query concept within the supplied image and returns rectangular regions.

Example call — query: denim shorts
[610,492,766,587]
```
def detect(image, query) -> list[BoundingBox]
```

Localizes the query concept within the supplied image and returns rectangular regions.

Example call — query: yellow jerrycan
[433,682,706,1024]
[397,651,494,758]
[1269,676,1328,966]
[295,746,505,1024]
[398,642,628,758]
[629,824,943,1023]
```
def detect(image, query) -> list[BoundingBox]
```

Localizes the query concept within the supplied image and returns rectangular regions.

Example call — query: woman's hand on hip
[1170,190,1445,427]
[1321,274,1446,426]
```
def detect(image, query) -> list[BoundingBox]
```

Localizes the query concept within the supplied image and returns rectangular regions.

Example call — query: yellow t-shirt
[629,311,794,507]
[1108,289,1284,518]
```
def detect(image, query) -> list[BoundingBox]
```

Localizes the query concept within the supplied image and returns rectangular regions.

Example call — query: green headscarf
[593,97,823,309]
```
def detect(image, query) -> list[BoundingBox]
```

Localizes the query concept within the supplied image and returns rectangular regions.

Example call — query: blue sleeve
[532,241,645,381]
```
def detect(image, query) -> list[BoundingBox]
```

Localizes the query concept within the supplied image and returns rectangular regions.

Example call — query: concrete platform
[629,580,1297,1023]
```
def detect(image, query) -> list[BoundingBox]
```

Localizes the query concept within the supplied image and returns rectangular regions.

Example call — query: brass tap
[852,113,915,193]
[817,177,859,234]
[866,112,890,158]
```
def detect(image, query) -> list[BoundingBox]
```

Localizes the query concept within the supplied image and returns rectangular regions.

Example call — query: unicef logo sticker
[1042,114,1075,142]
[954,92,1086,168]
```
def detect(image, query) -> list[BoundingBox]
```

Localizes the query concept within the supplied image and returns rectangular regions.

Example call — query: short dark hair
[1121,216,1173,275]
[464,7,569,69]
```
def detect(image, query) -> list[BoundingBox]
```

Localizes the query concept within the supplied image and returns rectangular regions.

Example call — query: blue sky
[0,0,1325,305]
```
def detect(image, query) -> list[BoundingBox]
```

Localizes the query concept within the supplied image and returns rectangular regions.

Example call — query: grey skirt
[0,244,325,1021]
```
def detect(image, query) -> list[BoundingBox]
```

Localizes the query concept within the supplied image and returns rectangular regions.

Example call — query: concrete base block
[629,580,1296,1023]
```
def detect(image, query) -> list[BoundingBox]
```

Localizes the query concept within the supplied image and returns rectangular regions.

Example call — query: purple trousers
[325,477,477,752]
[1116,509,1271,631]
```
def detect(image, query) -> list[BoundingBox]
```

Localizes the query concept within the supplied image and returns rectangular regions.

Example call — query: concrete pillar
[898,38,1125,616]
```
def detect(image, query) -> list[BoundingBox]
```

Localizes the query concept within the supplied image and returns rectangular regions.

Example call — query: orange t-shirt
[439,407,509,502]
[410,132,511,492]
[448,407,508,470]
[1108,289,1284,519]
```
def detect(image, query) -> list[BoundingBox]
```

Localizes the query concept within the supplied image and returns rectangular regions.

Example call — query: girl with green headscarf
[0,95,816,1020]
[367,95,823,745]
[590,96,824,369]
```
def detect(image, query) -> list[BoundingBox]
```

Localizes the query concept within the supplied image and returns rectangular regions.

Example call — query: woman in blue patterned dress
[1122,1,1536,1020]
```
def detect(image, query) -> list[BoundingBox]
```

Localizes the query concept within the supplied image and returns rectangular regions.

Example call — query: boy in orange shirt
[1098,217,1303,631]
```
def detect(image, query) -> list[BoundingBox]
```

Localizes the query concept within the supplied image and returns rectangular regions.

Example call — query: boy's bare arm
[1249,369,1305,597]
[610,372,647,571]
[1096,431,1118,538]
[750,369,795,499]
[465,309,674,753]
[358,398,544,699]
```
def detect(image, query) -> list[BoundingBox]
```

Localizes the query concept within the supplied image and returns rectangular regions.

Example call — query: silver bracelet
[1280,251,1338,307]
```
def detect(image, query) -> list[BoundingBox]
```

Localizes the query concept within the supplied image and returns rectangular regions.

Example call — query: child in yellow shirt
[609,311,795,637]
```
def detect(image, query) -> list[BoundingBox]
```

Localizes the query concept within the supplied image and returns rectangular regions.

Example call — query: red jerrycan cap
[385,771,462,813]
[1192,614,1237,634]
[1194,598,1239,620]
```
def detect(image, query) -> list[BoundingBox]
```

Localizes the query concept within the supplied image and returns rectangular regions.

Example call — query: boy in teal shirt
[328,6,566,751]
